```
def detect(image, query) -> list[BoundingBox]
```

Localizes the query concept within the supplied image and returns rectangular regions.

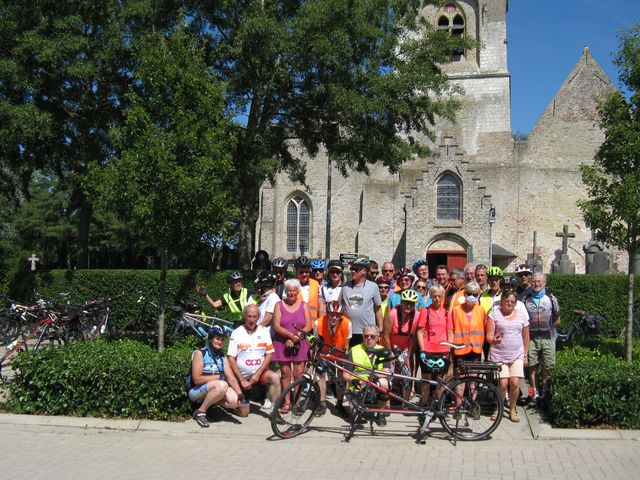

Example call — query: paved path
[2,405,640,480]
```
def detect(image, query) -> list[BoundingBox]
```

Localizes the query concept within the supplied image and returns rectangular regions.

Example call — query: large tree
[578,23,640,365]
[195,0,467,265]
[0,0,180,268]
[94,25,237,351]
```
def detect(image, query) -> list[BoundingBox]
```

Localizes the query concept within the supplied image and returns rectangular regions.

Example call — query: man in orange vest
[294,256,321,327]
[314,301,352,417]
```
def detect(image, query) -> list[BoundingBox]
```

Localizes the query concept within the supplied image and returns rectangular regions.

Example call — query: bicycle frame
[273,340,503,444]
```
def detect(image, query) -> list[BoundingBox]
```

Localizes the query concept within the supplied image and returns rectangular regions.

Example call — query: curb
[523,405,640,441]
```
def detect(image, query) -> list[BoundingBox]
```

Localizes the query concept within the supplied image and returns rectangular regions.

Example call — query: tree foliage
[578,23,640,364]
[195,0,469,264]
[93,24,236,350]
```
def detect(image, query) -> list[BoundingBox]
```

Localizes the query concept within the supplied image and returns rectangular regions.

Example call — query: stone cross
[28,253,40,271]
[556,225,575,255]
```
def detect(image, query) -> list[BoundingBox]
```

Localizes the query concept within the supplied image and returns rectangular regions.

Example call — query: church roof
[529,47,615,138]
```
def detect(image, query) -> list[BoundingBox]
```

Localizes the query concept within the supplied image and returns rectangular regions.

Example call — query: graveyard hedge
[0,269,249,328]
[1,270,636,336]
[548,342,640,428]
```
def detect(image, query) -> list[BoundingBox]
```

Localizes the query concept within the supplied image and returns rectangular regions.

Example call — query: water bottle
[100,324,106,334]
[8,340,18,351]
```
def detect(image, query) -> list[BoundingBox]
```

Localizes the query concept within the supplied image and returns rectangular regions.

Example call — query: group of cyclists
[188,256,559,428]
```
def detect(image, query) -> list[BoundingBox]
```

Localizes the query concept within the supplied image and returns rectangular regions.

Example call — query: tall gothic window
[437,3,465,61]
[286,195,310,253]
[436,174,461,221]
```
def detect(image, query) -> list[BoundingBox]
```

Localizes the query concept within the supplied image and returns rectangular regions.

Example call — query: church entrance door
[427,250,467,277]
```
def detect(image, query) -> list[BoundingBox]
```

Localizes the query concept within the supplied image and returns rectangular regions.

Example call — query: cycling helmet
[256,270,277,288]
[515,263,533,275]
[327,259,343,271]
[326,301,344,315]
[272,257,288,270]
[350,257,370,268]
[227,271,244,282]
[400,289,419,303]
[500,276,518,290]
[486,266,504,278]
[208,325,227,338]
[397,267,412,278]
[294,256,311,269]
[412,259,428,273]
[310,259,326,270]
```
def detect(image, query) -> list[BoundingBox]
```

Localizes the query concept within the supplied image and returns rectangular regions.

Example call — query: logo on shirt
[348,293,364,309]
[244,358,263,367]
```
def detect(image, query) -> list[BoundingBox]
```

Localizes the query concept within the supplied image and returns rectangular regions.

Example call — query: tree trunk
[157,248,168,353]
[76,196,92,268]
[237,182,259,269]
[627,249,636,366]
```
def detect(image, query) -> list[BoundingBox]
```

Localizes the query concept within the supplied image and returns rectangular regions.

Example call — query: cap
[327,259,343,271]
[350,257,370,268]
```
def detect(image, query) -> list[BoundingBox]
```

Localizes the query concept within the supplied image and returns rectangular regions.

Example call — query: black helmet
[227,271,244,282]
[294,256,311,269]
[256,270,277,288]
[500,276,518,290]
[272,257,288,270]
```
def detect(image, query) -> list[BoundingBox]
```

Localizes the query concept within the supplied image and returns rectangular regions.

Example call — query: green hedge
[546,274,639,337]
[549,343,640,428]
[0,269,250,328]
[7,337,201,419]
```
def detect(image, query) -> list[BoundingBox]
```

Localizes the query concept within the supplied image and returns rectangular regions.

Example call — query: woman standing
[383,289,420,400]
[272,278,312,413]
[487,290,530,422]
[416,285,454,405]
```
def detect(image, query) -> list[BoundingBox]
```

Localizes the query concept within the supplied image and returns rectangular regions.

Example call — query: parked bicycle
[166,300,235,339]
[556,309,603,346]
[269,332,503,444]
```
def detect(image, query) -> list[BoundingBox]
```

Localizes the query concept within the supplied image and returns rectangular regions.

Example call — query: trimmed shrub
[1,269,249,330]
[546,274,639,337]
[7,337,201,419]
[549,343,640,428]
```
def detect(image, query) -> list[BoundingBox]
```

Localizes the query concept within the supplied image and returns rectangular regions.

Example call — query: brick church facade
[255,0,620,274]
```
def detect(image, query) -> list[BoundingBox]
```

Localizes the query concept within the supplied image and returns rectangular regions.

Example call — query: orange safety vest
[451,303,486,356]
[316,315,351,356]
[297,278,320,326]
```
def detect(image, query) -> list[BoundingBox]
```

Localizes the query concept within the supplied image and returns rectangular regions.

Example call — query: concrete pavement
[2,403,640,480]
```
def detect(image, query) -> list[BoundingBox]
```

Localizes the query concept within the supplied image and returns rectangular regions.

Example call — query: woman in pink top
[487,290,530,422]
[416,284,453,405]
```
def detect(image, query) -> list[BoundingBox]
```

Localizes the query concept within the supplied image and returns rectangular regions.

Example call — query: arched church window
[436,174,461,221]
[436,3,465,60]
[286,195,310,254]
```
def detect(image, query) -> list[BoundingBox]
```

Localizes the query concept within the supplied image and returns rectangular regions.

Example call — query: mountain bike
[166,300,235,339]
[269,333,503,444]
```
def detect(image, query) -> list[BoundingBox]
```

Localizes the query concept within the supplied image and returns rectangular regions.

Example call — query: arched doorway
[426,234,469,276]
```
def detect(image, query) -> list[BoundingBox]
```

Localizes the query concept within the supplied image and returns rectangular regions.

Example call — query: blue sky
[508,0,639,135]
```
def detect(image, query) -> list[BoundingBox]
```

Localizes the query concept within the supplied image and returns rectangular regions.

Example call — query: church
[254,0,619,274]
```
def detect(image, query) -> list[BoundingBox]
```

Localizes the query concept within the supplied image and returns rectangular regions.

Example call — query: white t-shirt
[320,284,342,304]
[249,291,281,326]
[227,325,274,379]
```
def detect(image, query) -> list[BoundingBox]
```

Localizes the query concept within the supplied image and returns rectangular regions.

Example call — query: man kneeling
[227,305,281,417]
[341,325,391,426]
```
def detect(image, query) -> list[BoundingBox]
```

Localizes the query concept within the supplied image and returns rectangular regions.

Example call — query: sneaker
[316,402,327,417]
[262,398,273,410]
[376,412,387,427]
[193,410,209,428]
[336,402,349,418]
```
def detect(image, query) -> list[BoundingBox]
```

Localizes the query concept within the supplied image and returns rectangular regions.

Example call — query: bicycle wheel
[439,376,503,441]
[270,376,320,439]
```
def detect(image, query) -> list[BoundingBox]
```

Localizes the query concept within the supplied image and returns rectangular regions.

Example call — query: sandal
[509,410,520,423]
[278,404,291,414]
[490,409,500,421]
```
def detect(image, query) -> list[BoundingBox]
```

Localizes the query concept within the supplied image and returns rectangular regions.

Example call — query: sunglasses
[476,264,488,270]
[415,285,427,290]
[363,334,378,339]
[378,285,389,290]
[382,269,393,273]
